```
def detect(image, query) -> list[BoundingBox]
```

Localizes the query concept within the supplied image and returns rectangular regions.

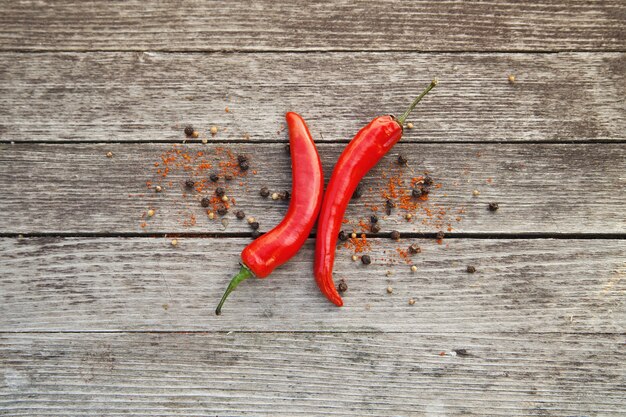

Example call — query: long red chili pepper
[216,112,323,315]
[314,80,437,306]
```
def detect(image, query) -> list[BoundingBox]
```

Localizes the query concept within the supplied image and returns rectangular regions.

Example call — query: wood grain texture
[1,237,624,332]
[1,52,624,143]
[1,332,624,416]
[1,143,624,234]
[0,1,625,52]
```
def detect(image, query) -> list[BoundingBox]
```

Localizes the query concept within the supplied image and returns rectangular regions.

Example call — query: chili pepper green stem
[397,79,438,126]
[215,264,253,315]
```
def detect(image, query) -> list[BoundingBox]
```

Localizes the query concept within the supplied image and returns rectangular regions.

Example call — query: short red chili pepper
[314,80,437,306]
[216,112,323,315]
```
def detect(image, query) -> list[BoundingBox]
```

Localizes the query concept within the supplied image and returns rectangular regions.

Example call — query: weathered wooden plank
[0,52,624,143]
[1,1,624,52]
[1,143,624,234]
[1,332,624,416]
[1,237,623,332]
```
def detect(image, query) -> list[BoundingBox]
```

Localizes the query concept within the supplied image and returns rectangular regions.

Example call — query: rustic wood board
[2,237,624,333]
[1,143,624,234]
[1,52,624,143]
[1,1,624,52]
[1,332,624,416]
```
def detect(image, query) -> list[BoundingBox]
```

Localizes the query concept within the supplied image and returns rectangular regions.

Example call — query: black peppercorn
[237,155,248,164]
[200,197,210,208]
[436,231,445,240]
[225,174,233,181]
[251,229,261,239]
[260,187,270,198]
[184,126,194,137]
[361,254,372,265]
[466,265,476,273]
[217,206,227,216]
[488,202,499,211]
[370,215,378,224]
[397,155,408,165]
[421,186,430,195]
[210,173,219,182]
[390,230,400,240]
[352,183,364,199]
[281,191,290,200]
[412,188,422,198]
[239,161,249,171]
[409,243,421,254]
[423,175,433,186]
[185,179,195,188]
[338,230,348,241]
[337,280,348,293]
[371,224,381,233]
[250,221,260,230]
[215,187,225,197]
[386,199,396,209]
[235,210,245,219]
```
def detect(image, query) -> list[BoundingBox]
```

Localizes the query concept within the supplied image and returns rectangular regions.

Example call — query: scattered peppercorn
[200,197,211,207]
[472,189,480,196]
[208,211,215,219]
[210,173,219,182]
[215,187,225,197]
[239,161,250,171]
[251,229,261,239]
[281,191,290,200]
[221,195,229,202]
[361,254,371,265]
[371,224,381,233]
[250,221,260,230]
[386,199,396,209]
[184,126,194,137]
[436,231,445,240]
[410,265,418,272]
[271,192,279,200]
[397,154,408,165]
[408,298,416,304]
[508,74,516,84]
[337,280,348,293]
[235,210,245,220]
[260,187,270,198]
[405,213,412,220]
[466,265,476,273]
[147,209,155,217]
[237,155,248,164]
[423,175,433,186]
[454,348,470,356]
[406,122,414,129]
[352,183,364,199]
[210,126,218,135]
[247,217,255,224]
[155,185,162,193]
[421,186,430,195]
[351,255,358,261]
[170,239,178,247]
[106,151,113,158]
[386,286,393,294]
[409,243,421,254]
[185,179,195,188]
[191,131,199,138]
[217,206,228,216]
[412,188,422,198]
[390,230,400,241]
[201,138,208,144]
[350,232,357,239]
[225,174,233,181]
[370,215,378,224]
[488,202,499,211]
[338,230,348,241]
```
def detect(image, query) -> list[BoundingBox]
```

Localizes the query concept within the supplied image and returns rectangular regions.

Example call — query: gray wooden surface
[1,1,625,416]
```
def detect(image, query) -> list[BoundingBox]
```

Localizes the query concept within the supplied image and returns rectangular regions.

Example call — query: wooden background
[1,1,625,416]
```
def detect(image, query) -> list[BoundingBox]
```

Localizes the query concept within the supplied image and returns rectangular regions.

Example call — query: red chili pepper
[314,80,437,306]
[216,112,323,315]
